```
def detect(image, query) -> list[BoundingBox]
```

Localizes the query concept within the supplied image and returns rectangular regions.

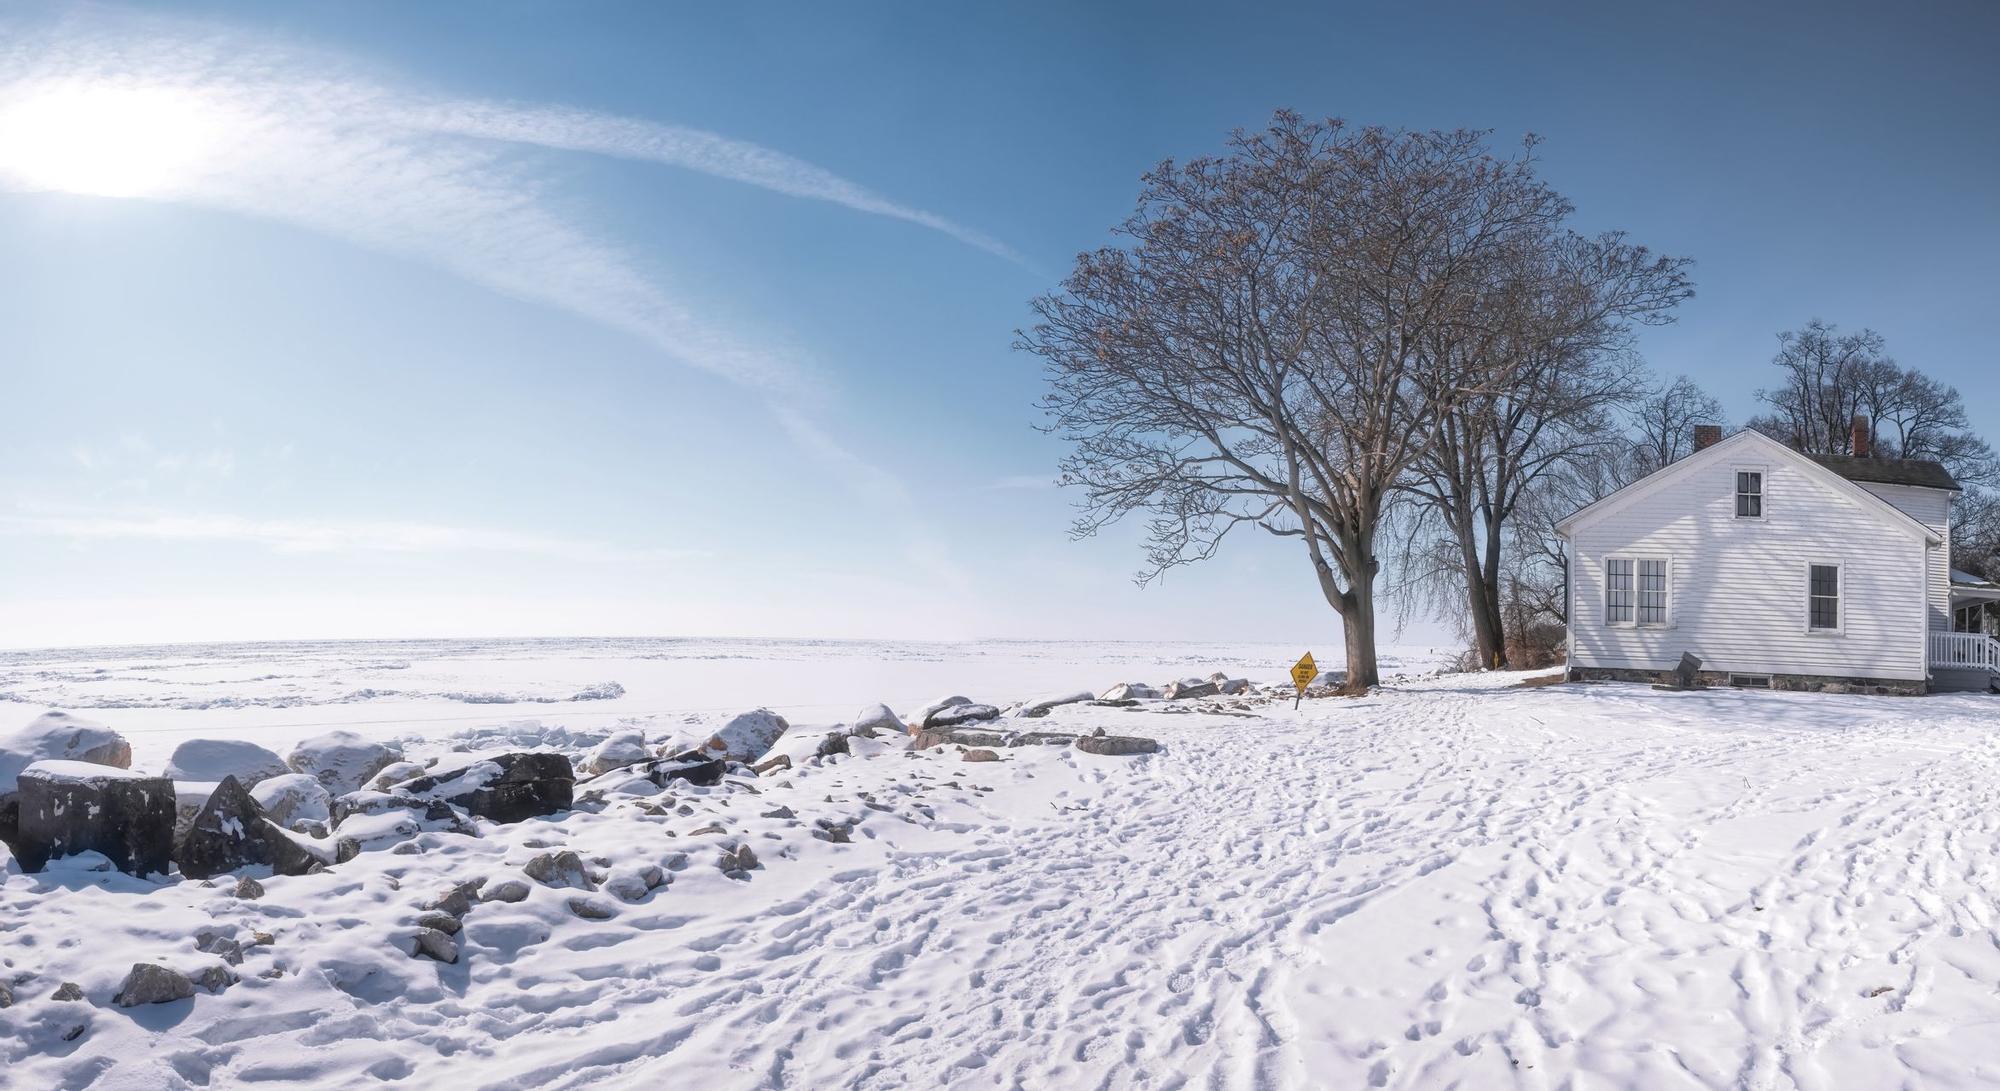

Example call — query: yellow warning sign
[1290,651,1318,693]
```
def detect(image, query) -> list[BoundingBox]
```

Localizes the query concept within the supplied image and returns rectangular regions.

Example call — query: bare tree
[1020,113,1570,690]
[1400,231,1692,668]
[1746,320,1889,454]
[1630,374,1724,475]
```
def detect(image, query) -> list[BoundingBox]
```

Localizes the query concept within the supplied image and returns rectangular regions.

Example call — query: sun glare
[0,82,223,199]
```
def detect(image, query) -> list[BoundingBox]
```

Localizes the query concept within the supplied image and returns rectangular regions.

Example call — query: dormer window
[1735,471,1763,518]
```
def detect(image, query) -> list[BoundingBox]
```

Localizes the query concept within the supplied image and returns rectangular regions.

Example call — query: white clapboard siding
[1855,481,1952,632]
[1570,452,1928,681]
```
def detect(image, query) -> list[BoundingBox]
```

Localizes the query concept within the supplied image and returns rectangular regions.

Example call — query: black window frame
[1808,563,1840,631]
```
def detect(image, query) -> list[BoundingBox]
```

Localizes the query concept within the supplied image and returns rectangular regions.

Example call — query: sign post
[1290,651,1318,709]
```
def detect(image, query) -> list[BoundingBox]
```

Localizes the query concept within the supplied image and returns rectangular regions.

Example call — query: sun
[0,82,223,199]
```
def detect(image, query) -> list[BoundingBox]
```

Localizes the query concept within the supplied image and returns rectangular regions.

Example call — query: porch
[1933,570,2000,691]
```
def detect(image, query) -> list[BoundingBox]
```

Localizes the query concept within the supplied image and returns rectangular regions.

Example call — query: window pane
[1638,559,1667,624]
[1809,564,1838,629]
[1605,559,1633,623]
[1736,472,1761,517]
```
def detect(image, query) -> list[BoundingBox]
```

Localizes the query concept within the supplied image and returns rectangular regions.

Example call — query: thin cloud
[3,509,693,564]
[404,101,1032,268]
[0,5,979,590]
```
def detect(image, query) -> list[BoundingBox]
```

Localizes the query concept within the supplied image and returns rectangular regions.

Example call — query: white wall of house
[1568,443,1930,682]
[1854,481,1951,632]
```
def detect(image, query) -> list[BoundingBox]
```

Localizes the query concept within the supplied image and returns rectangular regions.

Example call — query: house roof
[1555,429,1943,546]
[1804,454,1961,492]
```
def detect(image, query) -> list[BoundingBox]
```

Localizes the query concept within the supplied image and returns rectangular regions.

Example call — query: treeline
[1019,112,1993,687]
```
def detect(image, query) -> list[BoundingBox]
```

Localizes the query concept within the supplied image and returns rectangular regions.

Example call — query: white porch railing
[1929,631,2000,675]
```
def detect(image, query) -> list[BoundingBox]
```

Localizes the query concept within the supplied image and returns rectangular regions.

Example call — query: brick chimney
[1851,415,1871,458]
[1692,424,1722,452]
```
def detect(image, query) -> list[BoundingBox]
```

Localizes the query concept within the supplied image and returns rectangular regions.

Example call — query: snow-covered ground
[6,640,2000,1089]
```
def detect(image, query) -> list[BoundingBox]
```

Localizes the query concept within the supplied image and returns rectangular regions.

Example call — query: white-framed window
[1605,554,1670,628]
[1735,469,1763,518]
[1637,558,1669,624]
[1807,563,1841,632]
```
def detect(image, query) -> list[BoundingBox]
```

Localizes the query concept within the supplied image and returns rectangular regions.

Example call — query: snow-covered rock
[0,711,132,794]
[916,696,973,724]
[926,703,1001,728]
[368,761,427,790]
[693,710,790,764]
[163,739,289,787]
[391,751,575,822]
[852,703,905,737]
[1013,691,1096,718]
[112,963,195,1007]
[1097,682,1160,701]
[251,773,334,831]
[1163,679,1219,700]
[176,776,325,880]
[581,730,651,776]
[285,731,404,795]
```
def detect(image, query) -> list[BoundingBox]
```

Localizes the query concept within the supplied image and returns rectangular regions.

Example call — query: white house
[1556,422,2000,694]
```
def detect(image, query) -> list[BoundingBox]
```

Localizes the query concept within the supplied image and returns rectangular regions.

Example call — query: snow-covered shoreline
[7,641,2000,1088]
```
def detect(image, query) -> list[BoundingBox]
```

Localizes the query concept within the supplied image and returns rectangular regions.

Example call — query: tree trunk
[1457,533,1506,670]
[1339,527,1383,692]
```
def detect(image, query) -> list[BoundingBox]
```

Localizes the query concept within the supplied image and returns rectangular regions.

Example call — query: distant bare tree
[1399,231,1692,668]
[1630,374,1724,475]
[1021,113,1572,690]
[1746,320,1890,454]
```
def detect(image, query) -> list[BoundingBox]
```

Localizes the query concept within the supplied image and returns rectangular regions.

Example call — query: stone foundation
[1566,665,1926,696]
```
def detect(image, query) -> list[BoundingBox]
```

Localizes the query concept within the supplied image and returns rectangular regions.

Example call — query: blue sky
[1,1,1994,648]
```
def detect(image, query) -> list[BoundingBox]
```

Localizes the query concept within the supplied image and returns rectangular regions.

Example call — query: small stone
[812,818,854,844]
[689,823,726,837]
[567,896,618,920]
[815,733,851,759]
[640,864,665,889]
[191,965,238,994]
[603,873,650,902]
[482,879,532,903]
[251,932,274,946]
[760,806,797,820]
[962,749,1000,763]
[522,850,594,890]
[751,754,792,776]
[50,981,84,1002]
[415,912,462,936]
[0,981,11,1008]
[113,963,196,1007]
[194,928,245,966]
[422,880,484,916]
[391,841,422,855]
[410,927,458,964]
[718,842,760,876]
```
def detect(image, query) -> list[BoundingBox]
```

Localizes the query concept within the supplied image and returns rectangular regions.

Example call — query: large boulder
[925,702,1001,729]
[637,754,727,788]
[176,775,325,880]
[9,761,175,875]
[113,963,196,1007]
[1012,691,1096,718]
[1075,734,1161,756]
[1163,679,1219,700]
[693,710,789,764]
[163,739,289,786]
[851,704,905,738]
[0,711,132,794]
[580,730,651,777]
[285,731,404,795]
[390,752,574,823]
[1097,682,1159,702]
[250,773,334,831]
[915,696,972,726]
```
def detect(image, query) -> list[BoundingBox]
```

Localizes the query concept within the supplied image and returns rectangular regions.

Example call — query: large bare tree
[1019,113,1570,690]
[1399,231,1692,668]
